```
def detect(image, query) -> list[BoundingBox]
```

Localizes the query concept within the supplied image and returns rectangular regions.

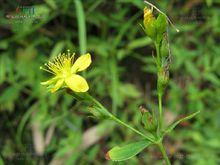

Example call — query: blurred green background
[0,0,220,164]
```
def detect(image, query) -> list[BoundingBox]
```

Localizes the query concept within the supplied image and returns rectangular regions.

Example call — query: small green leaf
[163,111,200,135]
[107,140,151,161]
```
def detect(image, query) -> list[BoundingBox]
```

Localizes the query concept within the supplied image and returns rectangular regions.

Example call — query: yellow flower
[40,52,91,93]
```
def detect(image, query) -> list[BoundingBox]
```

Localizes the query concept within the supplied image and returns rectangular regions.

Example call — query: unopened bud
[141,108,157,132]
[143,7,168,43]
[157,68,169,95]
[143,7,155,27]
[143,7,156,39]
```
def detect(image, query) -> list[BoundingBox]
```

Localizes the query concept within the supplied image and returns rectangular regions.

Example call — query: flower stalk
[84,93,155,143]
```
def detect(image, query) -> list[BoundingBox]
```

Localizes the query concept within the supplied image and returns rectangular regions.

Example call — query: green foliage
[107,140,151,161]
[0,0,219,164]
[0,156,4,165]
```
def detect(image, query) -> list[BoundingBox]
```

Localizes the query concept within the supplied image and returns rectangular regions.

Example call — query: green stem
[85,93,155,143]
[155,42,161,67]
[110,115,154,142]
[158,94,163,130]
[110,57,118,114]
[155,42,163,130]
[158,142,171,165]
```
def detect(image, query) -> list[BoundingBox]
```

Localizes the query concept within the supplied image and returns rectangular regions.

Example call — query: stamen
[41,51,76,76]
[40,66,55,74]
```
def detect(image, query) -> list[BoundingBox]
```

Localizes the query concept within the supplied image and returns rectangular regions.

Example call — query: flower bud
[143,7,155,27]
[140,106,157,132]
[155,14,167,43]
[143,7,156,39]
[157,68,169,95]
[143,7,168,43]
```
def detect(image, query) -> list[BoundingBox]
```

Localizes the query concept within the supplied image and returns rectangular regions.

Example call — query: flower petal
[50,79,64,93]
[71,53,91,73]
[65,74,89,92]
[41,77,59,86]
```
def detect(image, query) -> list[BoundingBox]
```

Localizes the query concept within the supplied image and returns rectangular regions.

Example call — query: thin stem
[155,42,163,130]
[110,116,154,143]
[158,94,163,129]
[155,42,161,67]
[158,142,171,165]
[110,57,118,114]
[86,93,155,143]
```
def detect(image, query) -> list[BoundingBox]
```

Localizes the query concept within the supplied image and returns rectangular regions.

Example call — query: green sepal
[144,21,157,40]
[106,140,152,161]
[155,14,167,43]
[88,105,111,120]
[66,89,90,101]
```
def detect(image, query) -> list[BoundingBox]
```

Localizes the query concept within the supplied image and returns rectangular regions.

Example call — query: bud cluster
[143,7,170,97]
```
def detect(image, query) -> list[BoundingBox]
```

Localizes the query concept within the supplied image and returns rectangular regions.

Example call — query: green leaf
[163,111,200,135]
[206,0,213,6]
[127,37,152,50]
[75,0,87,54]
[107,140,151,161]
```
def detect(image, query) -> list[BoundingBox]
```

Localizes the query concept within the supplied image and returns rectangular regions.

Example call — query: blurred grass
[74,0,87,54]
[0,0,220,164]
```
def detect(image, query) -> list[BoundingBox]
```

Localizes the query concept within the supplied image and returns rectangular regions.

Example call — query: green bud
[157,68,169,96]
[155,14,167,43]
[140,107,157,132]
[143,8,168,43]
[143,7,157,40]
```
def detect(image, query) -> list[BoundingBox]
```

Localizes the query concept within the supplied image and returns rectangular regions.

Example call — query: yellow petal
[41,77,59,86]
[71,53,91,73]
[65,74,89,92]
[50,79,64,93]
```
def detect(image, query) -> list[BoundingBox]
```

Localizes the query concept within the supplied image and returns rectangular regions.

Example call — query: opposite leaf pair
[106,110,200,161]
